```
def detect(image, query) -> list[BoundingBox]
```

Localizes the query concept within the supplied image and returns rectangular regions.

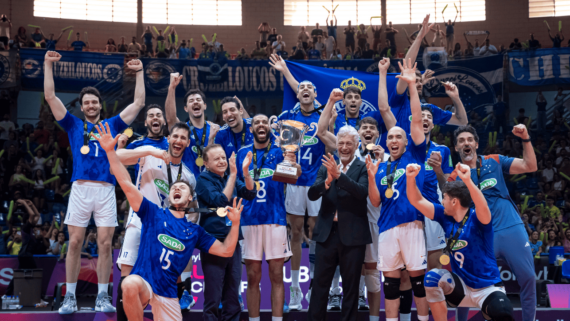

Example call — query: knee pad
[364,269,380,293]
[424,269,456,304]
[481,291,514,321]
[399,289,413,314]
[383,276,401,300]
[410,275,426,298]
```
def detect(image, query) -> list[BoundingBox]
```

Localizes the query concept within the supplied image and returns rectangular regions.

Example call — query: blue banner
[508,48,570,86]
[20,49,125,92]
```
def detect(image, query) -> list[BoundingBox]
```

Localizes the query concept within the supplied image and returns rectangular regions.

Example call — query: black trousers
[202,243,241,321]
[308,223,366,321]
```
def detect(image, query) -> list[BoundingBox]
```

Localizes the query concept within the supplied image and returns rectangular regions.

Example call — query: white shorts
[365,222,379,263]
[64,181,117,228]
[285,184,321,217]
[458,283,506,309]
[377,221,427,272]
[117,226,141,269]
[242,224,292,261]
[425,217,446,251]
[140,276,182,321]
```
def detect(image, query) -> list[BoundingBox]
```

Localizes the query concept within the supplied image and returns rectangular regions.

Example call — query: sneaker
[305,287,311,305]
[283,300,290,313]
[289,286,303,311]
[180,290,196,311]
[239,294,244,311]
[95,291,116,312]
[58,293,78,314]
[327,294,341,311]
[358,295,369,310]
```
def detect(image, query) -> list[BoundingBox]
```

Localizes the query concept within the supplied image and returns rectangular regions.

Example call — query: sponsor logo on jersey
[452,240,468,251]
[192,146,198,154]
[380,169,406,185]
[158,234,185,251]
[248,168,274,179]
[303,135,318,146]
[89,132,101,140]
[479,178,497,191]
[425,161,433,171]
[154,179,169,194]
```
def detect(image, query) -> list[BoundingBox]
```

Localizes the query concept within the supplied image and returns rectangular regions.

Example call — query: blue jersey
[278,107,326,186]
[179,47,190,59]
[131,197,216,298]
[71,41,86,51]
[376,139,426,234]
[215,118,255,158]
[334,109,387,136]
[58,112,128,185]
[433,205,502,289]
[236,145,287,226]
[46,40,57,51]
[423,141,454,204]
[127,136,169,179]
[454,155,521,232]
[182,122,212,178]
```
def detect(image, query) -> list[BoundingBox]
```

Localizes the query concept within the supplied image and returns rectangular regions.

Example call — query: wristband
[136,69,143,72]
[521,137,531,143]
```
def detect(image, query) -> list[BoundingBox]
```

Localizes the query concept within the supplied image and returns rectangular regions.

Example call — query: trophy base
[272,164,299,184]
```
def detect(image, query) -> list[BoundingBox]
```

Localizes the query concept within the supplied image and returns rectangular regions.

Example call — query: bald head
[386,126,408,159]
[388,126,406,138]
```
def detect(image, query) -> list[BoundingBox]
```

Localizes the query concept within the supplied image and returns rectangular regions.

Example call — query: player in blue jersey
[365,58,429,321]
[237,114,301,321]
[43,51,146,314]
[451,124,537,321]
[92,122,243,321]
[406,162,515,321]
[166,73,220,178]
[215,96,254,158]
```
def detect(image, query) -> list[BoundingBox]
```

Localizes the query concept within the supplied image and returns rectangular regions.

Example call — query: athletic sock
[181,272,192,281]
[272,317,283,321]
[66,282,77,296]
[456,307,470,321]
[250,317,260,321]
[359,275,365,296]
[399,314,411,321]
[291,270,300,288]
[330,266,341,295]
[369,316,379,321]
[387,318,399,321]
[116,277,127,321]
[418,315,429,321]
[98,283,108,295]
[309,240,316,279]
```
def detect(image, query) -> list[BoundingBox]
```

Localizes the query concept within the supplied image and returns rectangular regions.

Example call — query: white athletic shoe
[289,286,303,311]
[305,287,311,305]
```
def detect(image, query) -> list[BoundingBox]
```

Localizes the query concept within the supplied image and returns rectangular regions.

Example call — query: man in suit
[307,122,371,321]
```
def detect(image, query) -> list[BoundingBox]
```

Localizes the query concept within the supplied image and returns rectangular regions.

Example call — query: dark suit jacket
[308,158,372,247]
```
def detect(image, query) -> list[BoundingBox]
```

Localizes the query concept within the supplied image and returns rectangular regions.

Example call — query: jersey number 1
[160,248,174,270]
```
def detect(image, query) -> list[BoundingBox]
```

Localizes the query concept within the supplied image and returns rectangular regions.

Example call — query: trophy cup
[269,116,318,184]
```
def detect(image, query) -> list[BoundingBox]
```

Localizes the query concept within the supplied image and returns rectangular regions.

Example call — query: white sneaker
[305,287,312,305]
[289,286,303,311]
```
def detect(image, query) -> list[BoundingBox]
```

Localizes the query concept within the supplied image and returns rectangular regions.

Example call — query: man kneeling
[406,162,514,321]
[94,123,243,321]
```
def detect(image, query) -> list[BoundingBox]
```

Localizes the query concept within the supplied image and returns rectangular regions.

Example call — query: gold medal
[439,254,450,265]
[385,187,394,198]
[124,127,133,138]
[216,207,228,217]
[366,143,376,150]
[80,145,90,155]
[255,181,260,191]
[195,157,204,167]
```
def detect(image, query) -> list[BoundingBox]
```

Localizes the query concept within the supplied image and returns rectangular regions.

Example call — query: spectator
[141,26,154,56]
[0,113,14,146]
[443,12,457,55]
[267,28,278,46]
[509,38,522,50]
[542,160,557,183]
[251,41,266,59]
[479,33,498,56]
[7,229,22,255]
[30,28,44,48]
[236,48,249,60]
[529,33,541,49]
[370,20,381,51]
[557,139,570,155]
[353,46,363,59]
[68,32,88,51]
[314,35,325,55]
[344,20,356,52]
[343,46,354,60]
[168,43,178,58]
[385,21,398,52]
[529,230,543,257]
[15,27,28,48]
[562,228,570,253]
[105,38,117,52]
[298,26,310,50]
[117,37,128,53]
[379,39,393,58]
[323,31,335,59]
[128,36,141,54]
[356,23,368,50]
[326,14,337,40]
[430,24,445,47]
[49,231,67,255]
[547,25,564,48]
[307,43,320,60]
[0,14,11,47]
[32,169,46,210]
[553,174,566,198]
[290,41,306,60]
[311,22,323,44]
[45,220,59,247]
[178,40,191,59]
[516,108,529,125]
[536,90,547,131]
[543,229,559,253]
[361,43,374,59]
[44,31,64,51]
[451,42,462,58]
[272,35,286,53]
[545,196,561,219]
[258,22,270,47]
[83,229,98,257]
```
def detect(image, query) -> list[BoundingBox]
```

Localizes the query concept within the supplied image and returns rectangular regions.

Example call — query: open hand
[226,197,244,223]
[269,54,287,72]
[92,123,120,152]
[418,14,434,39]
[321,153,340,179]
[229,152,237,175]
[422,69,435,85]
[242,151,252,172]
[365,154,381,177]
[395,58,417,85]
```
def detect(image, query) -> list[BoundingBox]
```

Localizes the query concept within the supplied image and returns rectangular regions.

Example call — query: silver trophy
[269,116,318,183]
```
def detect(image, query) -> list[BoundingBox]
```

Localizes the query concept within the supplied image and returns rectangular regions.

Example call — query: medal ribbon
[385,158,399,191]
[475,156,482,190]
[232,124,247,150]
[443,209,471,256]
[252,142,272,184]
[345,112,362,130]
[83,120,101,149]
[166,162,184,188]
[190,124,207,159]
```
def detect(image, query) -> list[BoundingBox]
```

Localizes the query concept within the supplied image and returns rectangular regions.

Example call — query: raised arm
[396,14,433,94]
[365,155,381,207]
[405,163,435,219]
[455,163,491,224]
[396,59,424,145]
[93,123,143,211]
[166,73,183,131]
[377,58,397,130]
[116,147,170,166]
[317,89,342,150]
[509,124,538,174]
[119,59,146,124]
[444,82,468,126]
[55,31,64,42]
[43,51,67,121]
[207,197,243,257]
[269,54,299,93]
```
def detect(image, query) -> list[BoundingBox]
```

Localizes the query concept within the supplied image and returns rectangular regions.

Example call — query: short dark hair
[145,104,164,117]
[170,122,190,137]
[519,108,525,113]
[421,105,433,117]
[441,181,472,208]
[79,87,102,106]
[219,96,241,110]
[184,89,206,105]
[360,116,378,128]
[252,113,269,121]
[453,125,479,146]
[343,86,361,98]
[170,180,195,196]
[547,196,555,201]
[203,144,223,162]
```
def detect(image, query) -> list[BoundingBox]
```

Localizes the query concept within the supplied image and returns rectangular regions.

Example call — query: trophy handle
[269,116,280,141]
[305,122,319,143]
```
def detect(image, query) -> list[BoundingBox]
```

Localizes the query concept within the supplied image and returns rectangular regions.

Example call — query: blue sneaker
[283,300,290,313]
[239,294,244,311]
[180,290,195,311]
[219,302,223,309]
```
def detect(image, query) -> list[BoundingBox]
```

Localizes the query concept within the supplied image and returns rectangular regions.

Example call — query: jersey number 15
[160,248,174,270]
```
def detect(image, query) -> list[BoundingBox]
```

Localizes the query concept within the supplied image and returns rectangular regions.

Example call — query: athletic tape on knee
[424,269,453,303]
[117,276,127,321]
[481,291,514,321]
[364,269,381,293]
[410,275,426,298]
[399,289,413,314]
[383,277,401,300]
